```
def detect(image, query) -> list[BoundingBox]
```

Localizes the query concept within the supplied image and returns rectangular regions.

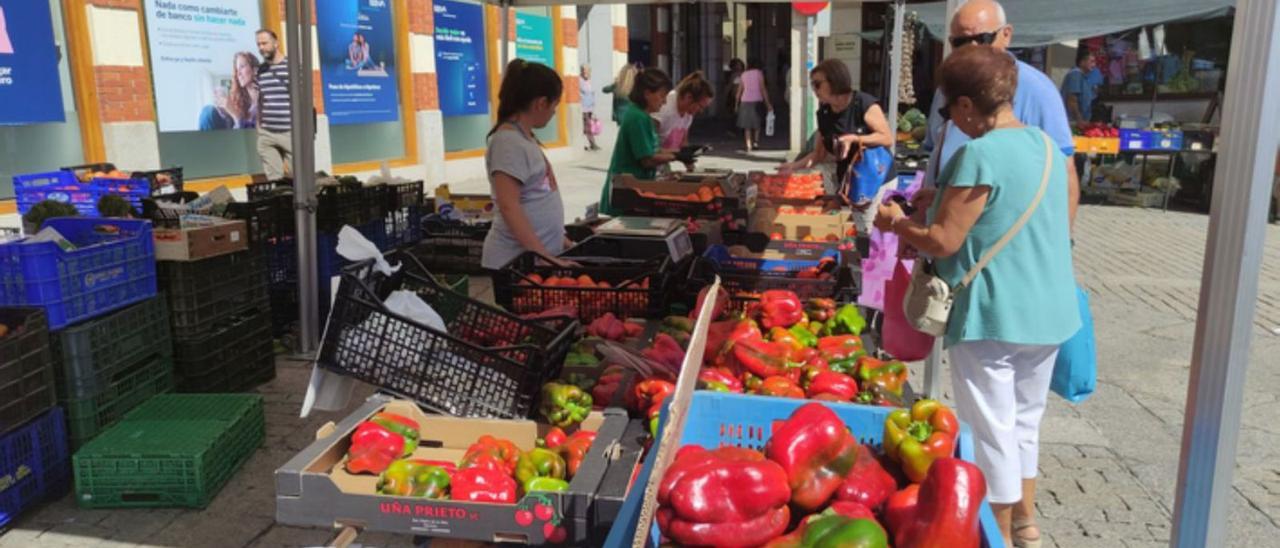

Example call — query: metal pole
[886,0,905,140]
[285,0,319,353]
[500,0,510,68]
[802,15,814,140]
[1171,0,1280,545]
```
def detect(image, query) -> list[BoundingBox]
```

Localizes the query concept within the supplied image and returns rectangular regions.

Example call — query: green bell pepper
[789,324,818,348]
[514,447,567,493]
[764,515,889,548]
[377,458,451,498]
[538,382,593,428]
[523,476,570,493]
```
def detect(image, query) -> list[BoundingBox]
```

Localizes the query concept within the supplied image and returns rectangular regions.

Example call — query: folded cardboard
[276,394,629,545]
[748,205,851,242]
[153,218,247,261]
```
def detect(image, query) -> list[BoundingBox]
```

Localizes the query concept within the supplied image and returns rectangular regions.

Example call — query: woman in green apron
[599,68,678,216]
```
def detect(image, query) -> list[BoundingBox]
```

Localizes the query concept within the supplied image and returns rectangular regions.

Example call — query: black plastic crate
[173,308,275,393]
[405,217,491,274]
[318,252,578,419]
[493,236,681,321]
[129,167,184,196]
[383,181,425,247]
[0,308,56,436]
[48,296,171,402]
[223,195,295,248]
[157,249,270,340]
[688,251,854,312]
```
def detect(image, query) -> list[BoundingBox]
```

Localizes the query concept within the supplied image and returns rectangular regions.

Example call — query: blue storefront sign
[0,0,66,125]
[317,0,402,125]
[434,0,489,117]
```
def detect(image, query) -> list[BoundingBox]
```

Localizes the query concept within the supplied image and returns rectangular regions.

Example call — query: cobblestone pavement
[2,150,1279,546]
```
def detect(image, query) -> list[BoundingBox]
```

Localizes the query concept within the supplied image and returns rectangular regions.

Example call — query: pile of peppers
[343,409,599,504]
[657,401,983,548]
[693,290,909,408]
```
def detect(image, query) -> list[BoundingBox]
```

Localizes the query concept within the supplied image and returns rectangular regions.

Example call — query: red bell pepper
[698,367,744,393]
[733,337,791,378]
[451,467,518,504]
[891,458,986,548]
[590,364,628,408]
[768,326,802,350]
[632,379,675,415]
[556,430,596,478]
[461,435,523,476]
[836,443,899,511]
[656,445,792,547]
[642,333,686,371]
[805,371,859,401]
[759,375,805,399]
[884,399,960,483]
[826,500,877,521]
[856,357,908,397]
[883,484,920,536]
[817,335,865,361]
[539,427,567,449]
[756,290,805,329]
[764,402,860,512]
[345,411,421,474]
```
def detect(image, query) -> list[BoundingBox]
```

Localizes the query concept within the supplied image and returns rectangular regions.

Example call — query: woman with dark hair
[735,58,772,152]
[781,58,895,237]
[655,71,715,153]
[874,45,1079,547]
[480,60,574,270]
[599,68,676,215]
[228,51,260,128]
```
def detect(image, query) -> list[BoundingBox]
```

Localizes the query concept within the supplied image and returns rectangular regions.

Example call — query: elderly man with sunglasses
[920,0,1080,227]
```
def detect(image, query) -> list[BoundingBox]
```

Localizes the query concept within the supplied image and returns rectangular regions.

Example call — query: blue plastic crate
[0,407,70,529]
[14,171,151,217]
[704,243,842,272]
[0,218,157,330]
[604,392,1004,548]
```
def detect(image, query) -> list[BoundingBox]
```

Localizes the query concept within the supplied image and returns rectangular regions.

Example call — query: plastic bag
[880,259,937,361]
[1051,286,1097,403]
[765,111,776,137]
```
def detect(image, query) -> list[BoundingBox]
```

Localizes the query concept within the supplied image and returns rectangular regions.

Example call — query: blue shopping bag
[1052,286,1097,403]
[841,144,895,204]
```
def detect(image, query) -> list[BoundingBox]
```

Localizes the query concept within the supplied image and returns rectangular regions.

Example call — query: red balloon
[792,2,828,16]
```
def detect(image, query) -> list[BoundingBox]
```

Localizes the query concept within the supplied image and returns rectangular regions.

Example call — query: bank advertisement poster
[317,0,400,125]
[434,0,488,117]
[0,0,66,125]
[515,12,553,67]
[142,0,261,132]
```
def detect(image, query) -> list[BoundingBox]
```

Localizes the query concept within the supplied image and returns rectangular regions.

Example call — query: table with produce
[1,165,1004,547]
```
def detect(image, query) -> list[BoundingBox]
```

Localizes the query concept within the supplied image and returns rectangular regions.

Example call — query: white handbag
[903,130,1056,337]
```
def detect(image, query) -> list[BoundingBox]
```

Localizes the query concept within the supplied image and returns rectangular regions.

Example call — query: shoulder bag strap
[955,130,1055,291]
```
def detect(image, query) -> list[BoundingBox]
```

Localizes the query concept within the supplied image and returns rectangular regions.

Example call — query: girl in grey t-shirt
[480,60,573,270]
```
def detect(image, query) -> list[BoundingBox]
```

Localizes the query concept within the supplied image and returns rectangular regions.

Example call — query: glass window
[515,7,561,144]
[0,0,85,199]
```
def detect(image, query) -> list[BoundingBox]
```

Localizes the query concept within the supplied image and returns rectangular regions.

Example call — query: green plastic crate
[73,394,264,509]
[64,355,174,449]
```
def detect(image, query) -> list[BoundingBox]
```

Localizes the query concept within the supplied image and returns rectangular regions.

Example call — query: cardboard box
[153,219,247,261]
[275,394,630,545]
[748,205,850,242]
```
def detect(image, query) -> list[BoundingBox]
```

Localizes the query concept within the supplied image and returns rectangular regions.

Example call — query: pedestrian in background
[654,71,715,159]
[255,29,292,180]
[736,58,772,152]
[580,64,601,151]
[1061,49,1099,123]
[602,64,638,126]
[876,45,1080,548]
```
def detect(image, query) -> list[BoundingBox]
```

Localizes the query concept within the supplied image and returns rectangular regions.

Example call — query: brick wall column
[84,0,159,169]
[408,0,444,184]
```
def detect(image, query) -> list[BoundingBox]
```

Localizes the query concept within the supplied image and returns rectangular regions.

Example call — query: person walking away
[599,68,677,215]
[1061,49,1098,123]
[654,71,715,168]
[580,65,600,151]
[256,30,293,181]
[778,59,895,248]
[921,0,1080,229]
[876,46,1080,548]
[480,60,575,271]
[736,59,772,152]
[602,64,638,126]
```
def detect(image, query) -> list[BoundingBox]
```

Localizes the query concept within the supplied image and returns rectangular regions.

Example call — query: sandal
[1012,518,1042,548]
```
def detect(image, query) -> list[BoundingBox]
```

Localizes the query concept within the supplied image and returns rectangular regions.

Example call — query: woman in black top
[780,59,895,186]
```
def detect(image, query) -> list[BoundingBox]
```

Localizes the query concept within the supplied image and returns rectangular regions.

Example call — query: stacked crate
[0,307,68,525]
[157,250,275,393]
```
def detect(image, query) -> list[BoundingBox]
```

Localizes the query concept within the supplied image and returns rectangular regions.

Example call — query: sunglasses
[949,27,1004,49]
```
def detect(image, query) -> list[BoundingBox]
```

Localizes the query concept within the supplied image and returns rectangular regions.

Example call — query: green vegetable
[96,195,136,218]
[22,200,78,232]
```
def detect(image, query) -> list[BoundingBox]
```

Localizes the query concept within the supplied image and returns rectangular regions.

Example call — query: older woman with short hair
[874,45,1079,548]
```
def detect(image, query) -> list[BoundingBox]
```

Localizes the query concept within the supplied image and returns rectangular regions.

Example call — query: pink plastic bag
[859,171,924,311]
[881,259,936,361]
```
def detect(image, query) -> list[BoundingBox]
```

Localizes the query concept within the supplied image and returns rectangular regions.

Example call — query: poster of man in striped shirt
[255,29,293,180]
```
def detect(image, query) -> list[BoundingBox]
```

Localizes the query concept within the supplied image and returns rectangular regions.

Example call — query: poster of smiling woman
[0,0,66,125]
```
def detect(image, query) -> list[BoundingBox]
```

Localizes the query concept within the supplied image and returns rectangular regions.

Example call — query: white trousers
[948,340,1059,504]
